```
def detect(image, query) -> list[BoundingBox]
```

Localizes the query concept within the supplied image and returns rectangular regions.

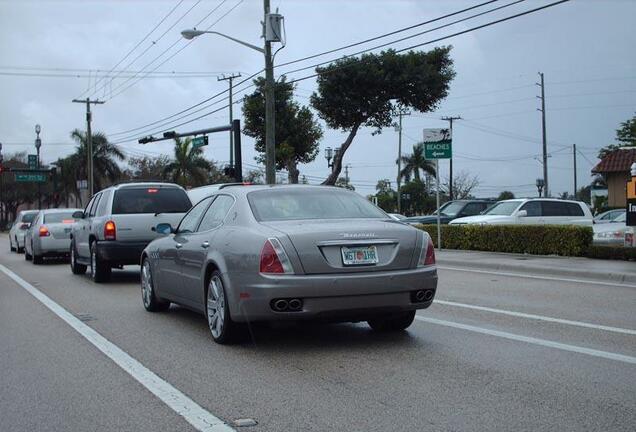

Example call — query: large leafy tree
[373,179,397,213]
[243,77,323,183]
[127,155,171,181]
[598,113,636,158]
[311,48,455,185]
[0,152,38,226]
[163,137,211,187]
[399,143,436,182]
[70,129,124,191]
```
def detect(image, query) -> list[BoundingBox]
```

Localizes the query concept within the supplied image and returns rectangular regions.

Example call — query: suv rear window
[112,188,192,214]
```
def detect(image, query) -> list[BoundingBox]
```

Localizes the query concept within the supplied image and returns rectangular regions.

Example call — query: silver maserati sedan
[141,185,438,344]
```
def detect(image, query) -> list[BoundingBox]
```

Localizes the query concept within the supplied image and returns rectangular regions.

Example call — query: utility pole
[396,109,410,214]
[264,0,276,185]
[35,124,42,210]
[344,164,351,184]
[441,116,461,201]
[573,143,578,199]
[218,73,242,168]
[72,98,104,197]
[537,72,549,197]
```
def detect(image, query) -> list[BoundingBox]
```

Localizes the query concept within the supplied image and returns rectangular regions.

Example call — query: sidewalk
[436,249,636,285]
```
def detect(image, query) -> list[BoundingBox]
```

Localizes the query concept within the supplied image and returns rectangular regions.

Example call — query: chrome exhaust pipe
[273,299,289,311]
[288,298,302,311]
[414,290,426,302]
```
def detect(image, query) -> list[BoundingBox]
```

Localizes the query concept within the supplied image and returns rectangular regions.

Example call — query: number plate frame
[341,245,379,266]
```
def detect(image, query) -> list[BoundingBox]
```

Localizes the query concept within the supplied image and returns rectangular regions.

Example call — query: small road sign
[192,136,209,148]
[77,179,88,190]
[28,154,38,169]
[423,128,452,159]
[16,172,47,183]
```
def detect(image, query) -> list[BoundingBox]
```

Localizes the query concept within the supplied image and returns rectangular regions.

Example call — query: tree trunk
[287,160,300,184]
[322,123,361,186]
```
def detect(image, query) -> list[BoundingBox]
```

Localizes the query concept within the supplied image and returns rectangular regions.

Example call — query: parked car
[404,200,495,225]
[8,210,39,253]
[24,208,82,264]
[69,182,192,282]
[141,185,438,344]
[449,198,593,226]
[593,209,626,224]
[593,212,629,245]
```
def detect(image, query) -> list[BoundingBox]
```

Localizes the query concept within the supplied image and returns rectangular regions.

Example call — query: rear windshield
[112,188,192,215]
[44,212,79,223]
[21,213,37,223]
[248,188,387,221]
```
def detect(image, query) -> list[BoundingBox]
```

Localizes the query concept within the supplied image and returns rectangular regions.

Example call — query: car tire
[90,242,111,283]
[367,311,416,332]
[10,238,15,252]
[24,244,32,261]
[70,240,87,275]
[141,259,170,312]
[205,271,243,344]
[17,237,24,254]
[32,242,43,264]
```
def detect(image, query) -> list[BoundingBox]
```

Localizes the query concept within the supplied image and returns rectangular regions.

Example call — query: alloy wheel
[206,276,225,339]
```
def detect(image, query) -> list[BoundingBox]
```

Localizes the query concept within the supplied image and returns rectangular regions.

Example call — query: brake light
[39,226,50,237]
[259,238,294,274]
[104,220,116,240]
[418,237,435,267]
[147,188,159,193]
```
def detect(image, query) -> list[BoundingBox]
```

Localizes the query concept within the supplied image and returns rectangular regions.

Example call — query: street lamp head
[181,29,205,40]
[324,147,333,161]
[35,124,41,134]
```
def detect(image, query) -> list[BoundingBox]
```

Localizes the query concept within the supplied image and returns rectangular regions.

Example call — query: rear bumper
[226,266,438,323]
[38,237,71,255]
[96,240,149,265]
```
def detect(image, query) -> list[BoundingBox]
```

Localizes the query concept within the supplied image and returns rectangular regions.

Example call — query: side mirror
[517,210,528,218]
[154,223,174,235]
[72,211,84,219]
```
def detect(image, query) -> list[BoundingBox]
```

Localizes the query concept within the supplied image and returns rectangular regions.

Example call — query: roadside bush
[417,224,593,257]
[587,245,636,261]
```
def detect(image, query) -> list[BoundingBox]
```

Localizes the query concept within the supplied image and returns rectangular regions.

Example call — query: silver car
[593,212,629,245]
[141,185,438,344]
[24,209,82,264]
[9,210,39,253]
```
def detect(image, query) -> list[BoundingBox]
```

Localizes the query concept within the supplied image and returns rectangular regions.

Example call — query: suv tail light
[39,226,50,237]
[418,236,435,267]
[104,220,116,241]
[260,238,294,274]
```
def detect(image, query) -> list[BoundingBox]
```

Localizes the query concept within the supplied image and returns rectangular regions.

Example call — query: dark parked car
[404,200,495,225]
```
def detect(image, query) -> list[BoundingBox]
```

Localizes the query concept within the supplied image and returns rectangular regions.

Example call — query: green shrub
[587,245,636,261]
[417,224,593,257]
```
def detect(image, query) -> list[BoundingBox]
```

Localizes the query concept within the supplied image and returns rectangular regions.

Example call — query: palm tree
[70,129,125,191]
[163,137,211,187]
[399,143,436,182]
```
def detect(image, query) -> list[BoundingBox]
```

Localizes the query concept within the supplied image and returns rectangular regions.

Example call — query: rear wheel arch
[203,262,221,304]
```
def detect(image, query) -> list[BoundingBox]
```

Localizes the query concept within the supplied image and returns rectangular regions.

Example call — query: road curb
[437,257,636,285]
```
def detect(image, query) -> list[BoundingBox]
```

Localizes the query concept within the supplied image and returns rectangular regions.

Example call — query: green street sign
[192,135,209,148]
[15,172,47,183]
[28,154,38,169]
[423,128,452,159]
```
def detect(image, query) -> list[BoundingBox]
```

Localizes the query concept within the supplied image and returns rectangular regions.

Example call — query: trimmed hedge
[587,245,636,261]
[417,224,593,257]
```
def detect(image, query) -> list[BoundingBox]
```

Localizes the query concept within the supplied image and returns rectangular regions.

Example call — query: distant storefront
[592,147,636,208]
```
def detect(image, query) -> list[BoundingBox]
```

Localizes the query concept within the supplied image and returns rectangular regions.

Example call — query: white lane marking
[414,315,636,365]
[438,265,636,288]
[435,300,636,336]
[0,264,234,432]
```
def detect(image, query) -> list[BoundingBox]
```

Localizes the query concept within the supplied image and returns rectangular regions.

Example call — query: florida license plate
[341,246,379,266]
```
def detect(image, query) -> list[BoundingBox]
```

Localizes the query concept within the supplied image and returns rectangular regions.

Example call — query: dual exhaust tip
[271,298,303,312]
[412,289,435,303]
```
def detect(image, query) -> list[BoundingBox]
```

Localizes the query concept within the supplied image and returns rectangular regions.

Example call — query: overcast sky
[1,0,635,198]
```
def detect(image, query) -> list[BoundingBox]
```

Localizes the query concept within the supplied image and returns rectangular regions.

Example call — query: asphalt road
[1,234,635,432]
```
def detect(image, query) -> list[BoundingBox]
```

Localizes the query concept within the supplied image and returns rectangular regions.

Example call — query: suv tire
[90,241,111,283]
[70,240,87,275]
[367,311,416,332]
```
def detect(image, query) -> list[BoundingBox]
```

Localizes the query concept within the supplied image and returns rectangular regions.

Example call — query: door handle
[175,243,183,249]
[201,241,210,249]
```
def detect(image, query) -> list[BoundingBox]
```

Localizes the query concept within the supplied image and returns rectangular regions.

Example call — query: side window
[177,197,213,234]
[89,193,102,217]
[462,203,484,216]
[566,202,584,216]
[520,201,542,217]
[96,190,112,216]
[542,201,569,217]
[84,196,97,216]
[197,195,234,232]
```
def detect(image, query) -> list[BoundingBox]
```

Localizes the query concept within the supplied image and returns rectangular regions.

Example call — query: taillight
[418,237,435,267]
[259,238,294,274]
[39,226,50,237]
[104,220,116,240]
